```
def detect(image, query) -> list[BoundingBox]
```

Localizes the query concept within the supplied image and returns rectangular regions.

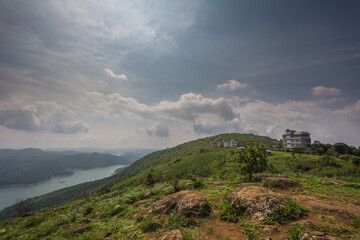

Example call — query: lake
[0,164,127,211]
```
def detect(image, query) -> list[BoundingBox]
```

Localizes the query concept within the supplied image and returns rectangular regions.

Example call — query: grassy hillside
[1,133,360,239]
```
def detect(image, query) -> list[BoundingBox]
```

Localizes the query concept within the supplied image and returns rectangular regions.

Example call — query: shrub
[146,173,155,187]
[189,174,205,189]
[198,200,212,218]
[166,213,196,230]
[219,200,246,223]
[241,222,261,240]
[338,154,354,162]
[288,223,307,240]
[266,199,308,224]
[138,218,162,232]
[350,218,360,228]
[263,179,299,189]
[352,156,360,166]
[83,206,93,216]
[319,155,340,168]
[173,179,181,192]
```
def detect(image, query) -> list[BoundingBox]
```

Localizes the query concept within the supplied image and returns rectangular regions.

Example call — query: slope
[1,134,360,239]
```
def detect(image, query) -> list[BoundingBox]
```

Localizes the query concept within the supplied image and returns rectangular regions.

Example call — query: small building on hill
[217,139,238,148]
[282,129,311,152]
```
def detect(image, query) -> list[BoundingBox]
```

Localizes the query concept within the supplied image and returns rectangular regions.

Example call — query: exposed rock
[298,220,321,231]
[136,190,209,219]
[158,229,182,240]
[293,195,360,219]
[144,192,152,199]
[262,177,299,189]
[0,228,6,233]
[227,186,287,220]
[136,198,153,206]
[206,181,225,186]
[299,231,343,240]
[262,225,278,233]
[91,212,102,219]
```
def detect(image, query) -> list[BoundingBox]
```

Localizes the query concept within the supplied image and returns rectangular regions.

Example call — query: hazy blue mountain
[0,148,138,186]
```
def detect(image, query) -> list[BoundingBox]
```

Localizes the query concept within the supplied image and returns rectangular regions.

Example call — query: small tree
[292,147,304,157]
[145,173,155,187]
[233,142,268,180]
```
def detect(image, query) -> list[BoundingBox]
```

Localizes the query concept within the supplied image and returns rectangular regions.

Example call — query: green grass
[266,199,308,224]
[219,200,247,223]
[288,223,307,240]
[1,134,360,239]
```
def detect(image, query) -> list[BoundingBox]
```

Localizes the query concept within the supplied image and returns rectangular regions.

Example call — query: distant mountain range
[0,148,146,186]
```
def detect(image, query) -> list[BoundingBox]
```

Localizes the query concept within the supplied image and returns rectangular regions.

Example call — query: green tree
[292,147,304,157]
[233,142,268,180]
[145,173,155,187]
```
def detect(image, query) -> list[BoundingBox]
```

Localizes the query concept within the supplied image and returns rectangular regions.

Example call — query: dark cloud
[0,108,40,131]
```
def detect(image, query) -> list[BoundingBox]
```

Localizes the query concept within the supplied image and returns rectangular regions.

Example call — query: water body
[0,164,127,211]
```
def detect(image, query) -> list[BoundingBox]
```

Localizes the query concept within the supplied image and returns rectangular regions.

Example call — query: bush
[166,213,196,230]
[198,200,212,218]
[219,200,246,223]
[352,156,360,166]
[288,223,307,240]
[319,155,340,168]
[138,218,162,232]
[189,174,205,189]
[263,179,299,189]
[266,199,308,224]
[173,179,181,192]
[241,222,261,240]
[350,218,360,228]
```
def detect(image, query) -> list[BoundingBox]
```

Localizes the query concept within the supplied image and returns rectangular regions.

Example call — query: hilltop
[1,133,360,239]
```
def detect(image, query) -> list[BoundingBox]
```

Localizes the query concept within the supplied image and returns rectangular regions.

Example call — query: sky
[0,0,360,149]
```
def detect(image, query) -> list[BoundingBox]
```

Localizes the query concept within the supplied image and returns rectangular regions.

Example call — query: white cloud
[104,68,128,80]
[82,91,243,135]
[217,80,248,91]
[311,86,341,97]
[333,100,360,120]
[145,124,170,137]
[0,97,88,134]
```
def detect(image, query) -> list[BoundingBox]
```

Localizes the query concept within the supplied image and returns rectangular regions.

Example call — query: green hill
[0,133,276,221]
[1,133,360,239]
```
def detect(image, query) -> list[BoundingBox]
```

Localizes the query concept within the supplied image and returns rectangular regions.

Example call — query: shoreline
[0,164,128,189]
[0,172,75,188]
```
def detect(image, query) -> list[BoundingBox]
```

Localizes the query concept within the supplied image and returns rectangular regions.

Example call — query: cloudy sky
[0,0,360,149]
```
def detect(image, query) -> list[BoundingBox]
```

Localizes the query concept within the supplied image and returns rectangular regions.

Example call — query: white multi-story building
[282,129,311,152]
[217,139,238,148]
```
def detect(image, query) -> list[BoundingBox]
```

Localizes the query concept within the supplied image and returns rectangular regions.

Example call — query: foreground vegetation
[1,133,360,239]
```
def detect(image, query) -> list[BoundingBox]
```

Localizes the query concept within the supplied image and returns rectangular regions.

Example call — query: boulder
[158,229,182,240]
[293,195,360,219]
[137,190,209,219]
[227,186,287,220]
[299,231,343,240]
